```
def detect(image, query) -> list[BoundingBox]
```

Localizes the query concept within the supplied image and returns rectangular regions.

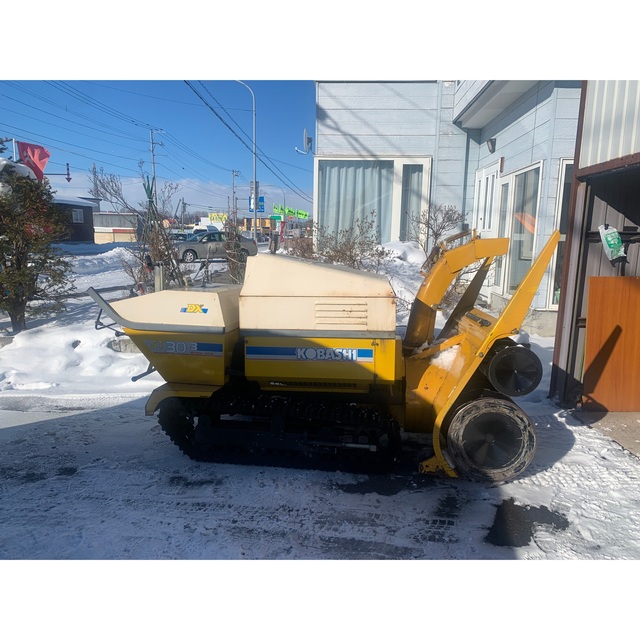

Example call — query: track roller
[445,396,537,482]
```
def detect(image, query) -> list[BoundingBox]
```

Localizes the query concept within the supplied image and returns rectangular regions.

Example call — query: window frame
[472,161,501,237]
[314,155,432,243]
[547,158,573,310]
[494,161,543,298]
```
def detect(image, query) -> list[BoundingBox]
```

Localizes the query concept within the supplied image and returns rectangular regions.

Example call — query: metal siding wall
[316,82,441,156]
[475,82,581,309]
[580,80,640,168]
[432,82,466,210]
[314,81,581,280]
[316,81,468,214]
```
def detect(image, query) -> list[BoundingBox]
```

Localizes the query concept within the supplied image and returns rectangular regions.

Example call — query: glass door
[508,165,541,293]
[472,161,501,239]
[491,181,510,291]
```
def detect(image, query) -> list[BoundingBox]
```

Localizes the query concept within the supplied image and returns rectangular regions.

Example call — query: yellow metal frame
[123,328,239,387]
[145,382,219,416]
[405,230,561,477]
[243,335,402,392]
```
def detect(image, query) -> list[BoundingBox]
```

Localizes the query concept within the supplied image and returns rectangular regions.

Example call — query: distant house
[313,81,582,335]
[93,211,138,244]
[54,197,98,242]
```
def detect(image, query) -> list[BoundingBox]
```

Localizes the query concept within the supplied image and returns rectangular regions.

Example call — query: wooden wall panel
[583,276,640,411]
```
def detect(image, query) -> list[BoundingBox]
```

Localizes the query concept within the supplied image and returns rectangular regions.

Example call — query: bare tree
[287,211,393,274]
[88,164,186,290]
[156,180,180,219]
[407,203,467,255]
[88,164,179,220]
[222,218,247,284]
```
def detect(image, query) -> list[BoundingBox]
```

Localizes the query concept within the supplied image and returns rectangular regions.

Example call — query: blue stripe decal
[246,346,298,360]
[246,346,374,363]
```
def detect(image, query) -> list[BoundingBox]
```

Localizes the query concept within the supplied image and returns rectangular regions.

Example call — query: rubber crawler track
[157,388,403,471]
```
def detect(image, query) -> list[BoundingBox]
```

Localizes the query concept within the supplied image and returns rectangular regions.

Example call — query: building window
[493,182,510,289]
[316,157,431,244]
[508,166,541,292]
[399,165,423,242]
[71,208,84,224]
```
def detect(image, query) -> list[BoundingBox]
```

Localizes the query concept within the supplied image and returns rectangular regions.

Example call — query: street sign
[249,196,265,214]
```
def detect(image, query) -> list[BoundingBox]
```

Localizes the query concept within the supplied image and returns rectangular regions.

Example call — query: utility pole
[149,129,164,211]
[236,81,257,240]
[232,169,240,228]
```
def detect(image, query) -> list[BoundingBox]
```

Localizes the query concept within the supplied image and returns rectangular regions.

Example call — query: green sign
[273,204,309,219]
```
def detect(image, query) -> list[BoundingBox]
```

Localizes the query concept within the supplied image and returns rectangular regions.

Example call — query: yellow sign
[209,213,228,223]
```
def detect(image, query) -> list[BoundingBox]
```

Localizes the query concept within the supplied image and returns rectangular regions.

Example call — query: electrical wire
[2,80,313,209]
[185,81,312,204]
[4,81,148,142]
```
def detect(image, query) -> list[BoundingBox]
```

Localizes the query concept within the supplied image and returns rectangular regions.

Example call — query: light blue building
[313,81,582,334]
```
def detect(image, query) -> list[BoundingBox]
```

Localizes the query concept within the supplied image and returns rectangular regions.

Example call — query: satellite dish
[295,128,313,155]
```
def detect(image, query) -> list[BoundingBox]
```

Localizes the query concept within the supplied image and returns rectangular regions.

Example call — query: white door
[472,161,501,239]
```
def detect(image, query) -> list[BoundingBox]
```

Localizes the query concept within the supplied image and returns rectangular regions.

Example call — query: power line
[185,81,312,204]
[0,121,144,175]
[48,81,156,129]
[197,81,311,201]
[0,103,148,153]
[86,80,204,107]
[43,81,239,190]
[4,81,148,142]
[2,80,313,208]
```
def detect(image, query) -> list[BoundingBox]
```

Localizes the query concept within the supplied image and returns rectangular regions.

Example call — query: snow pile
[428,343,461,372]
[383,239,426,265]
[69,245,136,291]
[382,242,427,325]
[1,242,163,399]
[0,323,161,396]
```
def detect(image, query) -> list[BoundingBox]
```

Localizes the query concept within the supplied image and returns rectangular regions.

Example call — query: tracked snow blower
[89,229,560,482]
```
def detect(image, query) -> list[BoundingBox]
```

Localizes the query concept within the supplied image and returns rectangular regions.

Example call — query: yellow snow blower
[89,229,560,482]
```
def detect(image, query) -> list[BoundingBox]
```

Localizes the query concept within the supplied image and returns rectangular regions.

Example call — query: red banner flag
[16,141,51,182]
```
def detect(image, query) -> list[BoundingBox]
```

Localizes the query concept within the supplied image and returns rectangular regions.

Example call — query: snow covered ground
[1,241,637,636]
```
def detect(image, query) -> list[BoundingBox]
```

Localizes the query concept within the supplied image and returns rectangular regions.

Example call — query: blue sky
[0,80,316,218]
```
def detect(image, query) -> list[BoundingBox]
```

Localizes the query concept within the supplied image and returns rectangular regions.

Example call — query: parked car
[169,230,191,241]
[176,231,258,263]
